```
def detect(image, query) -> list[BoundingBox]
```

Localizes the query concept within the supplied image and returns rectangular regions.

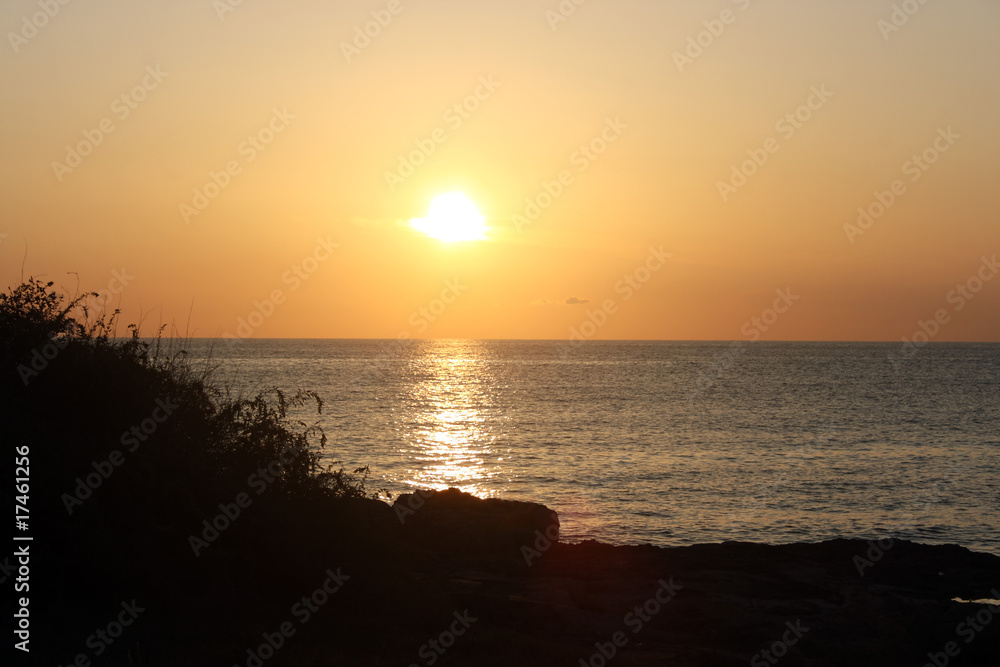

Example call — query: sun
[410,192,487,242]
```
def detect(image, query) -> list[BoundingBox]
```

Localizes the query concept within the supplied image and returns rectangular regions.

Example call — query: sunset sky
[2,0,998,341]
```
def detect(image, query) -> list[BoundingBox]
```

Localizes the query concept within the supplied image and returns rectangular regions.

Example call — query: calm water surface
[179,339,1000,555]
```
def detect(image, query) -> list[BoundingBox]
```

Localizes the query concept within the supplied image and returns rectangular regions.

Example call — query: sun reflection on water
[396,342,508,497]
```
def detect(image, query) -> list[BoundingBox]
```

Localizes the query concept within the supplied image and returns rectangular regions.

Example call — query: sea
[179,339,1000,556]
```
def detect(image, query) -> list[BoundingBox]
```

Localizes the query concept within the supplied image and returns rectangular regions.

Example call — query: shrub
[1,277,380,502]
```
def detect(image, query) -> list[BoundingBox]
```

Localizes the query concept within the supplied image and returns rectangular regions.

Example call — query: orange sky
[2,0,998,341]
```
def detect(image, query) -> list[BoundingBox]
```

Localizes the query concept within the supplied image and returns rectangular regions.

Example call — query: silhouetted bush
[2,278,378,500]
[1,279,388,663]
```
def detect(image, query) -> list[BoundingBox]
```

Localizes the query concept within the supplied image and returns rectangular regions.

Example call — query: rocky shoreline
[303,488,1000,666]
[7,283,998,666]
[21,486,1000,666]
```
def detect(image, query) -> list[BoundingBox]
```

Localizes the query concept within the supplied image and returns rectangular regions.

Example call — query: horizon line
[136,336,1000,345]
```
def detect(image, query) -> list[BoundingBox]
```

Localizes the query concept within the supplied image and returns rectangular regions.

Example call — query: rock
[392,487,560,562]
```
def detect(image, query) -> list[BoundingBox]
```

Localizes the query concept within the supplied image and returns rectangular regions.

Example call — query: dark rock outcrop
[367,492,1000,666]
[393,487,560,564]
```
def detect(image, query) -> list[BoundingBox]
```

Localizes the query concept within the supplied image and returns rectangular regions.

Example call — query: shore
[118,489,1000,666]
[342,489,1000,666]
[17,485,1000,666]
[4,285,998,666]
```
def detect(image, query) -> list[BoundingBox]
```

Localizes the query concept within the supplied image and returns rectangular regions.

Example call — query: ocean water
[180,339,1000,555]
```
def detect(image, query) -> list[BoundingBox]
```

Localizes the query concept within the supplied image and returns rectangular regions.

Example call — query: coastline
[371,488,1000,666]
[5,285,998,664]
[20,484,1000,664]
[182,338,1000,558]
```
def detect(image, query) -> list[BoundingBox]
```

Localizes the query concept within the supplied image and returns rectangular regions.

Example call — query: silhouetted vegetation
[3,278,378,502]
[1,279,396,664]
[6,279,999,666]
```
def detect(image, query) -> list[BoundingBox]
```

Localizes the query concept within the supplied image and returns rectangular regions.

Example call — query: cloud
[531,296,592,306]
